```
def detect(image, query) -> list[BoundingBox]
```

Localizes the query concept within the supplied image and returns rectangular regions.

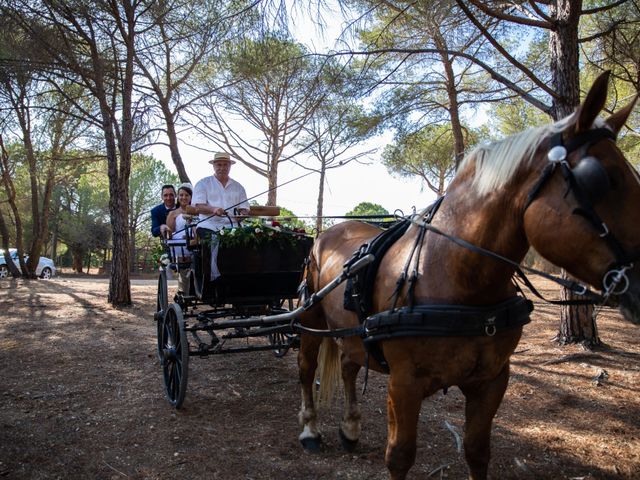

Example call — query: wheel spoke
[170,363,177,398]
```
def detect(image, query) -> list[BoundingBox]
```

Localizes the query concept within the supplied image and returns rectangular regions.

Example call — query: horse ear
[575,71,611,133]
[606,94,639,135]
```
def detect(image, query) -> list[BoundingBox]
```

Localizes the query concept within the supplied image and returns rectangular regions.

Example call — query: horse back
[310,221,382,286]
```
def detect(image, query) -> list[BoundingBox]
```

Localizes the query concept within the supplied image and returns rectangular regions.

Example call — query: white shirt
[192,176,249,231]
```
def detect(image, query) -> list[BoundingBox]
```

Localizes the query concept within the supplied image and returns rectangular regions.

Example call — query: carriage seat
[247,206,280,216]
[165,238,192,266]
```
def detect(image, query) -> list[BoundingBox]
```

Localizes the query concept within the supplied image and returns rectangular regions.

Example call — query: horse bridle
[523,127,637,301]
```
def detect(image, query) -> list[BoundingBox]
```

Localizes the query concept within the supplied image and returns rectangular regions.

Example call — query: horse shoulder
[314,221,381,268]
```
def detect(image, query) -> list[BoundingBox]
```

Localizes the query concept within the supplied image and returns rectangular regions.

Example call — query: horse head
[522,71,640,324]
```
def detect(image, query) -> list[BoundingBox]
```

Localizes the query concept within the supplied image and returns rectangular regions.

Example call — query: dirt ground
[0,276,639,480]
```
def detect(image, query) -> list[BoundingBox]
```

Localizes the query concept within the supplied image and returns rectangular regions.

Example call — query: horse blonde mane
[460,113,580,197]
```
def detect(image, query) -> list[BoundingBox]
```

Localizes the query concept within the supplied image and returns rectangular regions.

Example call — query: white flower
[160,253,170,266]
[255,228,262,234]
[219,229,226,236]
[230,228,236,236]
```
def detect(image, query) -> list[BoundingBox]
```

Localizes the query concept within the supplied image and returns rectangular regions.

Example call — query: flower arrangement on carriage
[216,218,309,250]
[211,217,313,274]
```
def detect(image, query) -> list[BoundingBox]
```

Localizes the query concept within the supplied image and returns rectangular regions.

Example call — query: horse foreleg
[339,357,361,452]
[459,363,511,480]
[385,376,423,480]
[298,333,323,451]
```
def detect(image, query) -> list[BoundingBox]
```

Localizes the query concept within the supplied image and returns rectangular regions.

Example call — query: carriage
[154,206,315,408]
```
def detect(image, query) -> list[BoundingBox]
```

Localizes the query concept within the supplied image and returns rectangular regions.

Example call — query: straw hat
[209,152,236,165]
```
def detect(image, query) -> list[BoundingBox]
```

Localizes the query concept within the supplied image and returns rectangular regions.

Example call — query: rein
[408,214,605,305]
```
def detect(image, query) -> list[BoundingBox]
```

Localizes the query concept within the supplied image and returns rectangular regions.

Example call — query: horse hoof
[300,436,322,452]
[339,428,358,452]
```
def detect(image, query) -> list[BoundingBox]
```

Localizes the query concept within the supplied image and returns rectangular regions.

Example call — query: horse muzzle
[614,266,640,325]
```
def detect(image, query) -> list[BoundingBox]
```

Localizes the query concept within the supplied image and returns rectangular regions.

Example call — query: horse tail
[305,236,340,407]
[314,337,341,408]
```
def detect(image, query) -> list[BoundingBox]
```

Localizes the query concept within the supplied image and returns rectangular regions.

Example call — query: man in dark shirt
[151,184,177,237]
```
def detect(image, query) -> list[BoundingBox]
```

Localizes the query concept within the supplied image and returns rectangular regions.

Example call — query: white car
[0,248,56,279]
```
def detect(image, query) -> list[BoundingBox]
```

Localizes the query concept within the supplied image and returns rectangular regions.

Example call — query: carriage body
[189,237,312,308]
[156,213,314,408]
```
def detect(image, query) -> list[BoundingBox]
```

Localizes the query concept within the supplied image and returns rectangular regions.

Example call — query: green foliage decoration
[209,218,310,250]
[152,243,166,266]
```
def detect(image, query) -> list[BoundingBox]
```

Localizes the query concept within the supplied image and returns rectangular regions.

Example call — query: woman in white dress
[166,183,193,293]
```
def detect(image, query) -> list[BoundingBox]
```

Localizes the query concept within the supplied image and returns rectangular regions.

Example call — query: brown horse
[296,71,640,480]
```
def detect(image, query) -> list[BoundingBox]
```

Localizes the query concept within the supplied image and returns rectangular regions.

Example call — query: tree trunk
[28,161,56,276]
[161,101,189,183]
[549,0,581,120]
[267,153,279,206]
[130,225,137,274]
[31,118,65,273]
[0,210,21,277]
[315,163,326,233]
[105,1,136,306]
[0,135,27,278]
[548,0,596,345]
[10,82,40,278]
[438,35,465,169]
[51,190,61,262]
[72,247,85,273]
[558,271,601,347]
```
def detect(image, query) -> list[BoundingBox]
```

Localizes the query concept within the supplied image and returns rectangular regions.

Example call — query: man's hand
[183,205,198,215]
[160,224,172,237]
[195,203,226,216]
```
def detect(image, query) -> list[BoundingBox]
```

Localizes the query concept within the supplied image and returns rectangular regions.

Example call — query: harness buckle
[599,222,609,238]
[603,264,632,296]
[573,285,587,296]
[484,316,497,336]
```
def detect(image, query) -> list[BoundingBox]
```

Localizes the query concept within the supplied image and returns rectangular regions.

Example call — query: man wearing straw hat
[192,152,250,279]
[193,152,250,228]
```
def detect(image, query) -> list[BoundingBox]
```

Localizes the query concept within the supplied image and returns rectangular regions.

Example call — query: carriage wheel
[268,298,296,357]
[155,270,169,360]
[156,270,168,319]
[268,331,293,358]
[158,303,189,409]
